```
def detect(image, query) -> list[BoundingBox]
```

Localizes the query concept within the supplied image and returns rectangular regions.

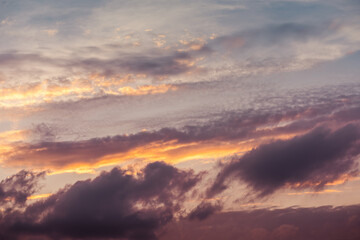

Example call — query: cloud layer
[3,93,360,172]
[162,205,360,240]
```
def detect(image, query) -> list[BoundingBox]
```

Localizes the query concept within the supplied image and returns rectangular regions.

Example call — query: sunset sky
[0,0,360,239]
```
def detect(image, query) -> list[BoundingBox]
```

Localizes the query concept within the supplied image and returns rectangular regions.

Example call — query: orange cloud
[0,80,93,108]
[0,126,316,175]
[0,76,175,107]
[287,189,342,196]
[0,130,29,158]
[0,130,29,143]
[179,38,207,51]
[289,174,359,189]
[118,84,177,96]
[3,109,353,176]
[0,136,257,175]
[43,29,58,36]
[27,193,52,200]
[45,140,253,175]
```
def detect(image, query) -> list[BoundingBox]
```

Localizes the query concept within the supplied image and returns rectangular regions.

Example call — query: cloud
[0,75,177,108]
[0,45,209,107]
[1,165,359,240]
[74,48,208,77]
[208,124,360,198]
[208,20,360,73]
[213,22,322,49]
[188,202,222,221]
[0,162,202,240]
[118,84,177,96]
[0,44,208,79]
[0,170,45,207]
[161,205,360,240]
[43,29,58,36]
[0,112,295,170]
[3,94,360,171]
[31,123,57,142]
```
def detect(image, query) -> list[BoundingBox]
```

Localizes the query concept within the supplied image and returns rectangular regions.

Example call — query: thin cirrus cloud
[0,162,202,240]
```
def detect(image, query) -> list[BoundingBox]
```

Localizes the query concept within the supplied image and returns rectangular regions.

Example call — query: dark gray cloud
[188,202,222,221]
[0,170,45,207]
[0,52,51,66]
[208,124,360,198]
[74,47,210,77]
[213,22,324,50]
[31,123,57,142]
[0,44,210,82]
[0,162,202,240]
[161,205,360,240]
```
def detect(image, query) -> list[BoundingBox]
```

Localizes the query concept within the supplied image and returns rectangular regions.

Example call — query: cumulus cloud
[0,162,202,240]
[208,124,360,198]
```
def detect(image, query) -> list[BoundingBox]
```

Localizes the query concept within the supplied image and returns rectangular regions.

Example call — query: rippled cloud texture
[0,0,360,239]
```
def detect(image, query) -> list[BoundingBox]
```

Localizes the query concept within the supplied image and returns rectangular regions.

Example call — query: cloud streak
[208,124,360,198]
[2,94,360,172]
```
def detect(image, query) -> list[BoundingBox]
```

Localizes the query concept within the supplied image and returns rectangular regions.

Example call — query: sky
[0,0,360,239]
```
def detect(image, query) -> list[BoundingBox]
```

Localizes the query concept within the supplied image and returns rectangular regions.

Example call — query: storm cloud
[208,124,360,198]
[0,162,202,240]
